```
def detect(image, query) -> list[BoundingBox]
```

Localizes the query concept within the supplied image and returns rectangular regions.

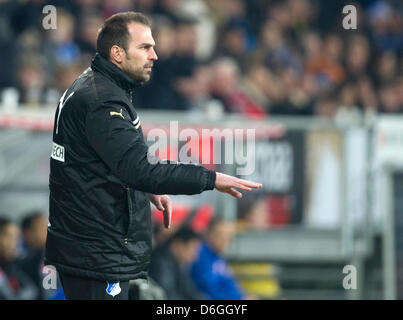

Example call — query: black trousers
[59,272,129,300]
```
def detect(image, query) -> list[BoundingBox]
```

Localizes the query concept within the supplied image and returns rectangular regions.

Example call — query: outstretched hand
[150,194,172,229]
[215,172,262,198]
[150,173,261,227]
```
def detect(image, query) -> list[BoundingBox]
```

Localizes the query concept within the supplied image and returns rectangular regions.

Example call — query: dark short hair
[169,227,202,244]
[0,217,13,233]
[21,211,44,232]
[96,12,152,59]
[205,217,231,235]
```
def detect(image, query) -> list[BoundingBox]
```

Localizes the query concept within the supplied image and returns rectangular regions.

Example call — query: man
[45,12,261,300]
[190,218,247,300]
[21,212,48,253]
[0,218,38,300]
[20,211,49,299]
[149,227,204,300]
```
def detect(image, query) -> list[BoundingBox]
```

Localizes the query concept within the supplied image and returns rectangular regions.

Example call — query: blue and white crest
[106,281,121,297]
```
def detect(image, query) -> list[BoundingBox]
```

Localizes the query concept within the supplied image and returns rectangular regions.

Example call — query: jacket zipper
[124,186,133,244]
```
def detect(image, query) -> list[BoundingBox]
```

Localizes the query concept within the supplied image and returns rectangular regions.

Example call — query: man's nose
[149,48,158,61]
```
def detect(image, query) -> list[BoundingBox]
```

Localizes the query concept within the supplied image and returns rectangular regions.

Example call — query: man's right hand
[214,172,262,198]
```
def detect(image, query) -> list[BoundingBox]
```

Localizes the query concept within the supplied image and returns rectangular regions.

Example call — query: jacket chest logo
[110,109,125,119]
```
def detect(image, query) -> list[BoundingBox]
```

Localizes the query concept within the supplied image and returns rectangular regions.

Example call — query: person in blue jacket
[190,218,246,300]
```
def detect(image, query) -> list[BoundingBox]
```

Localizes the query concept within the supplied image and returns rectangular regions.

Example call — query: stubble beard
[127,67,150,86]
[123,58,151,86]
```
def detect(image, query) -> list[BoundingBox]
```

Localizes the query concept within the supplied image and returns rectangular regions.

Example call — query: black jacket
[45,54,216,281]
[0,260,38,300]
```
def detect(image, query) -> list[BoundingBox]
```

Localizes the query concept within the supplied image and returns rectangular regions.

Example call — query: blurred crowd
[0,208,258,300]
[0,212,52,299]
[148,217,255,300]
[0,0,402,118]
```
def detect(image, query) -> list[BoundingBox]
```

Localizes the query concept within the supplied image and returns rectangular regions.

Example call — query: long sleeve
[86,101,216,195]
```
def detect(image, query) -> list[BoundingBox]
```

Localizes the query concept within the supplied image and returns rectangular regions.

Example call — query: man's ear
[110,45,124,64]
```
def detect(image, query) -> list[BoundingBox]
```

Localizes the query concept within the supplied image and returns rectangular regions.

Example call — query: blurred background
[0,0,402,300]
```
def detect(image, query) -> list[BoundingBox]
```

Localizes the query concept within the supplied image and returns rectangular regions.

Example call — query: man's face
[175,239,201,264]
[24,215,48,250]
[121,22,158,85]
[0,223,20,262]
[208,221,236,254]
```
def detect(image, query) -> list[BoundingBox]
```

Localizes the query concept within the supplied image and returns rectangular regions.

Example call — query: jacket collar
[91,53,138,93]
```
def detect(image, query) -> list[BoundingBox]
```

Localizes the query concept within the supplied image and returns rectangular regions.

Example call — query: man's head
[210,57,240,96]
[96,12,158,85]
[205,218,236,254]
[0,217,20,262]
[21,212,48,250]
[168,227,202,264]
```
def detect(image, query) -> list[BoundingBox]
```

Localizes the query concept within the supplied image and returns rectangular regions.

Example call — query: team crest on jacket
[106,281,121,297]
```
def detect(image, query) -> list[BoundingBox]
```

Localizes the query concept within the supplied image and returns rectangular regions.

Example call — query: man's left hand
[150,194,172,229]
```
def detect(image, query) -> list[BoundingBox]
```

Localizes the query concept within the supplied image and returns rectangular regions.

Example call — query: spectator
[42,9,81,74]
[19,211,49,300]
[209,57,267,118]
[75,11,104,62]
[135,18,177,109]
[137,16,201,110]
[356,76,378,115]
[241,63,272,112]
[53,63,83,95]
[237,194,271,231]
[379,82,402,113]
[0,0,402,117]
[335,82,362,121]
[375,51,399,86]
[214,22,252,73]
[345,35,371,82]
[0,0,20,90]
[102,0,134,19]
[153,0,183,23]
[17,54,47,106]
[259,20,302,75]
[179,0,217,59]
[314,92,339,119]
[171,63,226,119]
[149,227,204,300]
[169,18,200,110]
[0,217,37,300]
[190,218,248,300]
[367,0,403,54]
[133,0,156,15]
[20,212,47,252]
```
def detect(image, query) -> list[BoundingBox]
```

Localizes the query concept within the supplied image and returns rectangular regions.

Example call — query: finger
[161,196,171,212]
[232,183,252,192]
[154,196,165,211]
[235,179,262,189]
[163,200,172,229]
[239,180,262,189]
[156,201,164,211]
[227,188,243,198]
[163,210,170,229]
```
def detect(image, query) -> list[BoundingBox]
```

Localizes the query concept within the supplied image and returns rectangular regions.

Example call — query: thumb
[156,202,164,211]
